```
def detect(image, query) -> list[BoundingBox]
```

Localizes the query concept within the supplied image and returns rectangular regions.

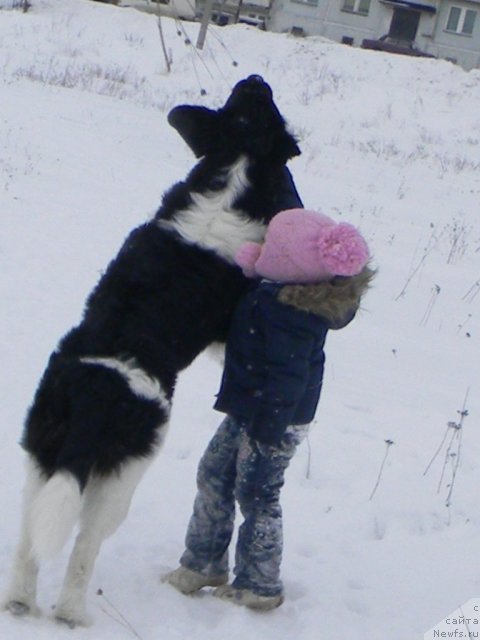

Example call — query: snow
[1,1,479,638]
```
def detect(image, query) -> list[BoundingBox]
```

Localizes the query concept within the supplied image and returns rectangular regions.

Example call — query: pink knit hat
[235,208,369,283]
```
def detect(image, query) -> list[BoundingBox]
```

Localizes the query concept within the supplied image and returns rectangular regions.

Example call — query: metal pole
[157,16,171,73]
[233,0,244,23]
[196,0,215,49]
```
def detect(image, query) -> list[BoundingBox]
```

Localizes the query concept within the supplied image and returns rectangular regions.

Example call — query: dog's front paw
[3,598,41,618]
[54,606,93,628]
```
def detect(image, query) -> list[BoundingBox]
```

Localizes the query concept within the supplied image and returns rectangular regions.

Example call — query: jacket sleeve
[247,309,321,446]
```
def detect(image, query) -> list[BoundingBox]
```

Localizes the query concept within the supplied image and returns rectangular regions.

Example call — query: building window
[291,0,319,6]
[342,0,371,15]
[445,6,477,35]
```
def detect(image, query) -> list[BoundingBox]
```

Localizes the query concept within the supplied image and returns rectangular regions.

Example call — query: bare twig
[97,589,144,640]
[157,17,171,74]
[462,279,480,303]
[423,423,450,477]
[456,313,472,335]
[424,388,470,507]
[395,228,442,300]
[419,284,441,326]
[437,425,460,495]
[445,389,470,507]
[369,440,394,501]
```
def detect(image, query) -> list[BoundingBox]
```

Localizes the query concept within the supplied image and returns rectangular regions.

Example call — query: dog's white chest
[159,157,265,263]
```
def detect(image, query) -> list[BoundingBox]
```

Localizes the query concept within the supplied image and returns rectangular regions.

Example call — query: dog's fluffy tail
[29,471,82,560]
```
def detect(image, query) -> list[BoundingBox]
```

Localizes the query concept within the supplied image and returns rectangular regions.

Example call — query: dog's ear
[168,106,218,158]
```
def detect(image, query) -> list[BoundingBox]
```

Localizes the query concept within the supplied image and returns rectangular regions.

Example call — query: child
[165,208,374,610]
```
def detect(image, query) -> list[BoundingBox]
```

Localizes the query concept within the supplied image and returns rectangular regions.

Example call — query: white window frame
[291,0,319,6]
[342,0,371,16]
[445,6,477,36]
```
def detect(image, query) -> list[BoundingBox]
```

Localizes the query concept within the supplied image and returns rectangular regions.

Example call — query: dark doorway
[388,8,420,42]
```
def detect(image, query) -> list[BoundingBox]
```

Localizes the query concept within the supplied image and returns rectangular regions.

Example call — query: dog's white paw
[3,599,41,618]
[54,606,93,628]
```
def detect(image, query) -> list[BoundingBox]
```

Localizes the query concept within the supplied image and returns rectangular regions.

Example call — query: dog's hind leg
[53,453,155,627]
[3,456,45,617]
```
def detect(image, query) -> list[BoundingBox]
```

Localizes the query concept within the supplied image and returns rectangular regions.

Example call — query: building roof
[380,0,437,13]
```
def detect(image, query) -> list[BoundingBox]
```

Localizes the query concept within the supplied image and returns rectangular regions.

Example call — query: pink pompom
[235,242,263,278]
[316,223,369,276]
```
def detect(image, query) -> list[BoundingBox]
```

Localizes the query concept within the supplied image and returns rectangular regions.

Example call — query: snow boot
[213,584,284,610]
[163,567,228,595]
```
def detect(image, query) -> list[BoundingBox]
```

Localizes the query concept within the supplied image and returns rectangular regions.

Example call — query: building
[121,0,271,28]
[267,0,480,70]
[196,0,272,29]
[119,0,196,20]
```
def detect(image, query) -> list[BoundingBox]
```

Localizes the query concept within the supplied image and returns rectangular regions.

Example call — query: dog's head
[168,75,300,163]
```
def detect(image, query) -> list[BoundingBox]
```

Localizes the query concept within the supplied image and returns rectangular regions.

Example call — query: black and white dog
[3,76,302,627]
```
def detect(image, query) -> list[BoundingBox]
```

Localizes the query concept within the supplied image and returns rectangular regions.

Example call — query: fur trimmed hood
[277,265,375,329]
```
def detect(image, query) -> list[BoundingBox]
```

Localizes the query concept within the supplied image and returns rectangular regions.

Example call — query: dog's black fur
[4,75,302,626]
[24,76,302,485]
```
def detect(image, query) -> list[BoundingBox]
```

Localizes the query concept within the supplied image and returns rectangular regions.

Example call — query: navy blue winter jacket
[214,269,373,445]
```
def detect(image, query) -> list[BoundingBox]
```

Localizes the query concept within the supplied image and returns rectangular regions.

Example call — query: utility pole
[157,17,171,73]
[155,1,171,72]
[196,0,215,49]
[233,0,244,23]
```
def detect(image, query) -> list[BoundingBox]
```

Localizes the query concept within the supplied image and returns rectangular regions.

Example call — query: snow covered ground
[1,1,479,638]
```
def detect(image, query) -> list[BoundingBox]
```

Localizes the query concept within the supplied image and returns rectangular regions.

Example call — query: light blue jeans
[179,415,307,597]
